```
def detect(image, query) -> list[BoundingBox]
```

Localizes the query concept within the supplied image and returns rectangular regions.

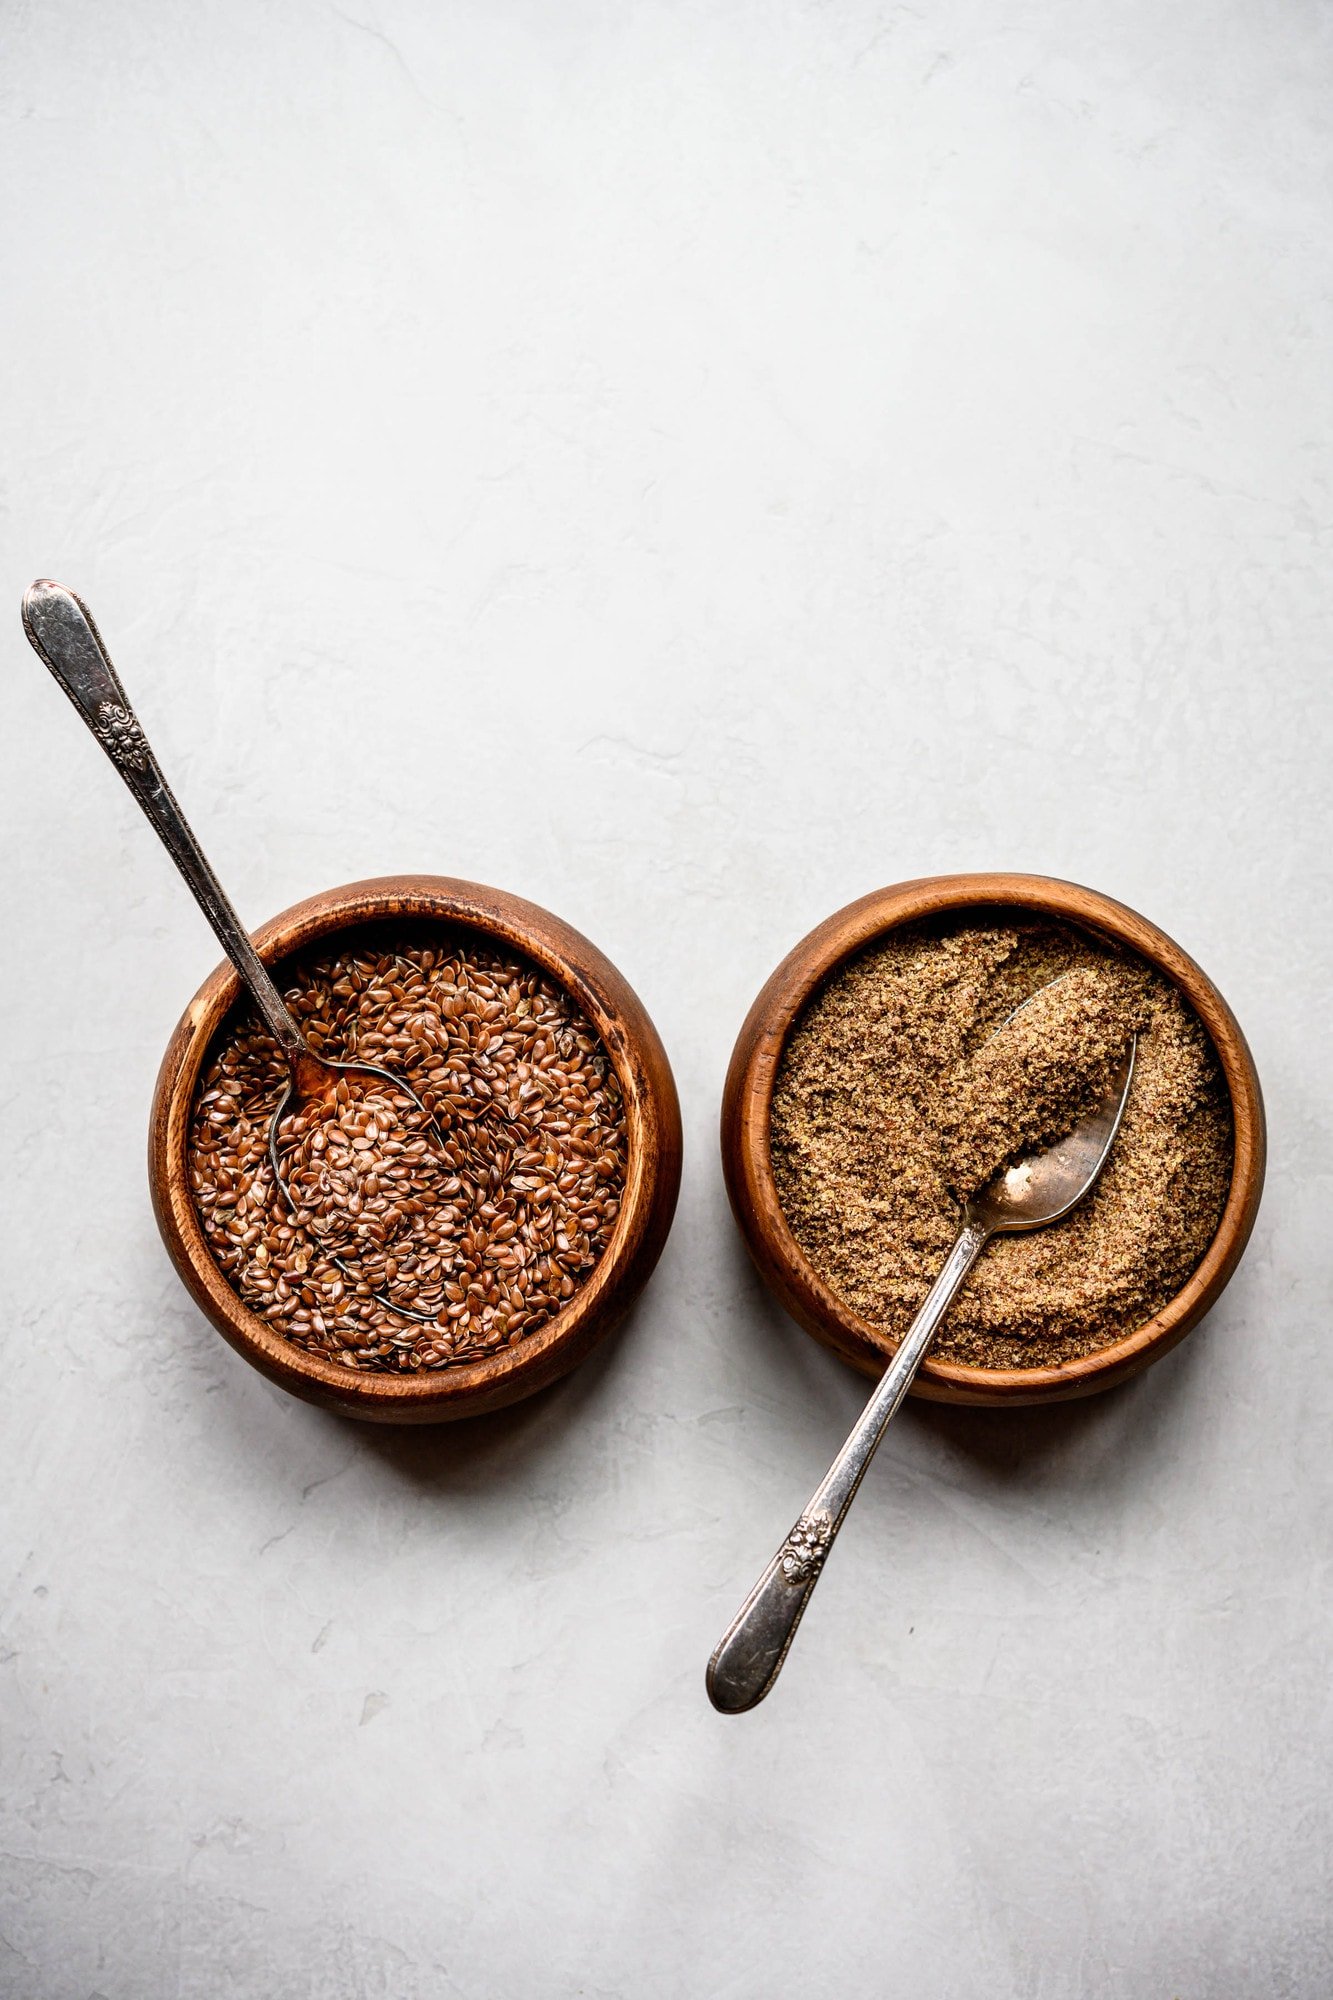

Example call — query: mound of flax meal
[769,919,1233,1369]
[188,932,628,1372]
[937,965,1144,1199]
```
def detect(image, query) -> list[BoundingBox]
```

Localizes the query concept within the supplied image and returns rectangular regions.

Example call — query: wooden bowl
[151,875,682,1423]
[721,873,1265,1407]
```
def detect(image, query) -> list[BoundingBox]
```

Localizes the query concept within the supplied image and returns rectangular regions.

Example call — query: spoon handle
[706,1218,990,1714]
[22,581,309,1069]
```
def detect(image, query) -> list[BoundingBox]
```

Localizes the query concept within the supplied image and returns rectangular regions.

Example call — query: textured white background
[2,4,1331,1996]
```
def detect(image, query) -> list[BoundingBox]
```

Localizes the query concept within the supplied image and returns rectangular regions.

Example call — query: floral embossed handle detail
[778,1513,833,1586]
[94,700,151,771]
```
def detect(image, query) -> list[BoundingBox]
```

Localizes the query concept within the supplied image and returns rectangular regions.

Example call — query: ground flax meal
[188,930,628,1372]
[770,918,1233,1368]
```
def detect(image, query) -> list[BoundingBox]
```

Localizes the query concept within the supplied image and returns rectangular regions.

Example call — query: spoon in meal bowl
[22,580,455,1326]
[706,1006,1136,1715]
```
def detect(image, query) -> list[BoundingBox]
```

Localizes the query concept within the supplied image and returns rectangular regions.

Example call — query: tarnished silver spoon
[21,580,453,1327]
[706,1010,1136,1714]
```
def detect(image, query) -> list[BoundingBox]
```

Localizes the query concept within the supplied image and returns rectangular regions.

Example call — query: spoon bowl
[969,1046,1136,1234]
[266,1050,458,1327]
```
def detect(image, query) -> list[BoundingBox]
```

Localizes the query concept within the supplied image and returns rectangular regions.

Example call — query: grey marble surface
[2,4,1330,1995]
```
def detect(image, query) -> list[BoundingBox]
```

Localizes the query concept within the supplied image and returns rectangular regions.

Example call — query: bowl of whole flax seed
[722,874,1265,1407]
[151,876,682,1421]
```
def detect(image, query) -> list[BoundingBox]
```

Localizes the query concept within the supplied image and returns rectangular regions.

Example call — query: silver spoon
[21,580,453,1327]
[706,1015,1137,1714]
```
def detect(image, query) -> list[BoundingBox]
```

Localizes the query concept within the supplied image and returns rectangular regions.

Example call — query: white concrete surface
[2,4,1330,1995]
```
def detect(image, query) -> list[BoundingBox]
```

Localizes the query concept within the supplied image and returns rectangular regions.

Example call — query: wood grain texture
[150,876,682,1423]
[720,873,1266,1407]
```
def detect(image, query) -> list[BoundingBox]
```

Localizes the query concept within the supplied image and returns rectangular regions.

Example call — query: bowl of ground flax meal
[150,876,682,1421]
[721,875,1265,1407]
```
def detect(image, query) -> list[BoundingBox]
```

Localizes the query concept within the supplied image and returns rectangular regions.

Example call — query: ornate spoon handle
[706,1218,990,1714]
[21,580,309,1068]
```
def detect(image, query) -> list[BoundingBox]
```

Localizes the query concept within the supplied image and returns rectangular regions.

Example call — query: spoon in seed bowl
[22,580,457,1328]
[706,990,1137,1715]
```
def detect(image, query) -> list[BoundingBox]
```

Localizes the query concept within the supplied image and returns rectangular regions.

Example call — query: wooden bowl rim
[151,874,681,1417]
[721,872,1266,1405]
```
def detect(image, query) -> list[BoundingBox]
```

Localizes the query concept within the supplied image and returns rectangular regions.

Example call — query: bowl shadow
[340,1279,659,1497]
[721,1220,1216,1505]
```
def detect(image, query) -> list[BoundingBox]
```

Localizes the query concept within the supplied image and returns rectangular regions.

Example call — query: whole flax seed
[770,918,1233,1368]
[187,926,628,1373]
